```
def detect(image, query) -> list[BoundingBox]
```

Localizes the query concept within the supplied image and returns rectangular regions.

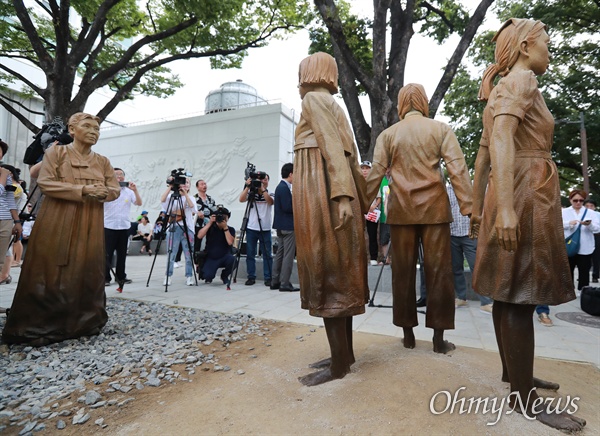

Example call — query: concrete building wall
[95,103,297,230]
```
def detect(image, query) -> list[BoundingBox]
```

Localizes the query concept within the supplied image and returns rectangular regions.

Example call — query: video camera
[167,168,192,188]
[23,117,72,165]
[212,204,231,223]
[244,162,267,192]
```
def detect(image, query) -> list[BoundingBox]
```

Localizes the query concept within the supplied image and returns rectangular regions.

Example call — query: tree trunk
[315,0,496,160]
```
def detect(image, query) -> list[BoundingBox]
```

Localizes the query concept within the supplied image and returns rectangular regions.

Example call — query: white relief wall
[95,103,297,231]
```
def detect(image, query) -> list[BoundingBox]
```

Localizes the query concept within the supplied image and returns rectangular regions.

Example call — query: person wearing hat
[360,160,380,266]
[196,206,235,284]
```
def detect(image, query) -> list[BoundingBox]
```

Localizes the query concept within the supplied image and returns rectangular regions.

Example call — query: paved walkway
[1,255,598,367]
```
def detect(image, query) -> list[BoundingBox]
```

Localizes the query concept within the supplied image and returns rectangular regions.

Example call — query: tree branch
[314,0,375,93]
[428,0,495,117]
[0,94,41,133]
[70,0,122,66]
[420,1,455,31]
[0,63,45,97]
[11,0,53,71]
[0,92,45,115]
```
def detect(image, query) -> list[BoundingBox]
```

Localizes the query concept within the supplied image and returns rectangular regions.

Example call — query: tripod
[368,241,393,308]
[231,187,272,287]
[146,186,197,292]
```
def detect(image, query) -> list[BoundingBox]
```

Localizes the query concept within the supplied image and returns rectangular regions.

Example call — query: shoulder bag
[565,208,587,257]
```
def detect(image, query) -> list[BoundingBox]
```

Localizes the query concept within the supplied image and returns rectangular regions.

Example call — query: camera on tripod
[212,204,230,223]
[244,162,267,192]
[167,168,192,188]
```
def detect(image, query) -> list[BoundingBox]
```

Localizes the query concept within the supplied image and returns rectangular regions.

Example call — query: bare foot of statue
[536,410,586,432]
[402,327,415,349]
[533,377,560,391]
[298,366,349,386]
[309,358,331,369]
[432,329,455,354]
[501,375,560,391]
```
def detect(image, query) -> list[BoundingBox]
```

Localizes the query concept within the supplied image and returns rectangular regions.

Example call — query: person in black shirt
[197,208,235,284]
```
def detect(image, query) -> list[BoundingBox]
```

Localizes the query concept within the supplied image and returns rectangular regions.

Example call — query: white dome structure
[205,79,268,113]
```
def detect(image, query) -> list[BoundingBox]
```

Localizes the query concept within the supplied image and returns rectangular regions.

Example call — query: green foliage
[416,0,470,43]
[0,0,308,126]
[443,0,600,197]
[307,0,373,94]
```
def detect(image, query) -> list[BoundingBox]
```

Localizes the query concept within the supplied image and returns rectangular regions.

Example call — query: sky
[95,1,500,127]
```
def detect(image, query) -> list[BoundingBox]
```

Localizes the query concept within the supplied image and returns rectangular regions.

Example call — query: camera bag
[580,286,600,317]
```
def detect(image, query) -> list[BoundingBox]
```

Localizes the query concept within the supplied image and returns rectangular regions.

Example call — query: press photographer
[104,168,142,287]
[196,206,235,285]
[160,169,196,286]
[194,178,218,256]
[238,163,273,286]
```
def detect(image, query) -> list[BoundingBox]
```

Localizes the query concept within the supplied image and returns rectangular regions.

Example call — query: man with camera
[160,173,196,286]
[194,179,217,259]
[239,172,274,286]
[196,206,235,284]
[104,168,142,287]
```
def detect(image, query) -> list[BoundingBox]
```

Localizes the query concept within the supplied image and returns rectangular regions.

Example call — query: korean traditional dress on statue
[293,91,369,318]
[2,144,120,345]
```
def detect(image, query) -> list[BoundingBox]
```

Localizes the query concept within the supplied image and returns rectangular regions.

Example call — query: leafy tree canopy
[0,0,309,132]
[306,0,495,159]
[443,0,600,198]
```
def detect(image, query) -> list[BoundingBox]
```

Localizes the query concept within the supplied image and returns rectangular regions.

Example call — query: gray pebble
[0,300,264,435]
[72,412,90,425]
[84,391,102,405]
[19,420,36,435]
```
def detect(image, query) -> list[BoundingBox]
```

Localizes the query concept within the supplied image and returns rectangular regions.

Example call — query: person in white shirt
[562,189,600,290]
[160,178,197,286]
[104,168,142,286]
[238,174,274,286]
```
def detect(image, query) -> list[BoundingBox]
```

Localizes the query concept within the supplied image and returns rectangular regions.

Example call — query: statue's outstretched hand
[335,197,353,231]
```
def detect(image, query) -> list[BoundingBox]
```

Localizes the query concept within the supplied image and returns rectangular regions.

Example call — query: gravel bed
[0,298,263,434]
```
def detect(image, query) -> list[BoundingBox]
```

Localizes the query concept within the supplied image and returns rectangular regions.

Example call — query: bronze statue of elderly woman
[2,112,120,347]
[471,18,585,431]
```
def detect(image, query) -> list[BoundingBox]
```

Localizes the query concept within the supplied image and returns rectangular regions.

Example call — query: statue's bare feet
[533,377,560,391]
[501,375,560,391]
[402,328,415,349]
[433,339,455,354]
[298,367,349,386]
[536,410,585,432]
[309,358,331,369]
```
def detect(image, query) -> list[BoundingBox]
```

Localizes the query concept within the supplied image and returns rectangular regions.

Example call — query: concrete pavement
[1,254,598,367]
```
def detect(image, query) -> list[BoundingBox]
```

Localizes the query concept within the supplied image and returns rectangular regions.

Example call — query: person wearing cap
[104,167,142,287]
[360,161,380,266]
[196,207,235,284]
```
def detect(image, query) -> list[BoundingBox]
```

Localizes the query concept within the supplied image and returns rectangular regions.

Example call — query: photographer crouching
[196,206,235,284]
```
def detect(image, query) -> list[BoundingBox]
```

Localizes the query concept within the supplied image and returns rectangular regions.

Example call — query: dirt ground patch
[12,320,600,435]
